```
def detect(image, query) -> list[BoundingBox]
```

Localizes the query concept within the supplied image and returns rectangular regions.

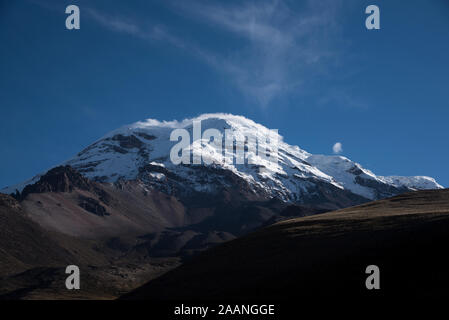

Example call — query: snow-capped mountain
[2,114,443,204]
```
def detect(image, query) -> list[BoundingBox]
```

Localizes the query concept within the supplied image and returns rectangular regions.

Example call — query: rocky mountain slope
[0,191,181,299]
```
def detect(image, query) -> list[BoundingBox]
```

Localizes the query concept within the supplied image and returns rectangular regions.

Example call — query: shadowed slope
[122,189,449,300]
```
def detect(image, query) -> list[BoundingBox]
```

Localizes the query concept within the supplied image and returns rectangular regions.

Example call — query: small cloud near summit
[333,142,343,154]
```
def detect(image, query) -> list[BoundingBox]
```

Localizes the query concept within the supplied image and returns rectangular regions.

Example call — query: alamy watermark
[65,265,80,290]
[169,120,279,171]
[365,265,380,290]
[365,5,380,30]
[65,5,80,30]
[65,4,380,31]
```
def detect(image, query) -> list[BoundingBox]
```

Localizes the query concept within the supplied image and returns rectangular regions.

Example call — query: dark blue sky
[1,0,448,188]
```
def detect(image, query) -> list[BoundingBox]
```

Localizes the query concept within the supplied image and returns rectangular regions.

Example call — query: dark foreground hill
[122,188,449,300]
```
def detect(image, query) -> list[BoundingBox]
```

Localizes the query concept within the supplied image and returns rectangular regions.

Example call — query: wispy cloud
[83,0,345,107]
[171,0,344,106]
[84,8,187,49]
[316,87,369,110]
[85,9,140,35]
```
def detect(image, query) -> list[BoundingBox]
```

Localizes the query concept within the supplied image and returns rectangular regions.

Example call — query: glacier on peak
[1,113,443,203]
[379,176,443,190]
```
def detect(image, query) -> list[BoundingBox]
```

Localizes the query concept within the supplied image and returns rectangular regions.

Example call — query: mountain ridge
[2,114,443,205]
